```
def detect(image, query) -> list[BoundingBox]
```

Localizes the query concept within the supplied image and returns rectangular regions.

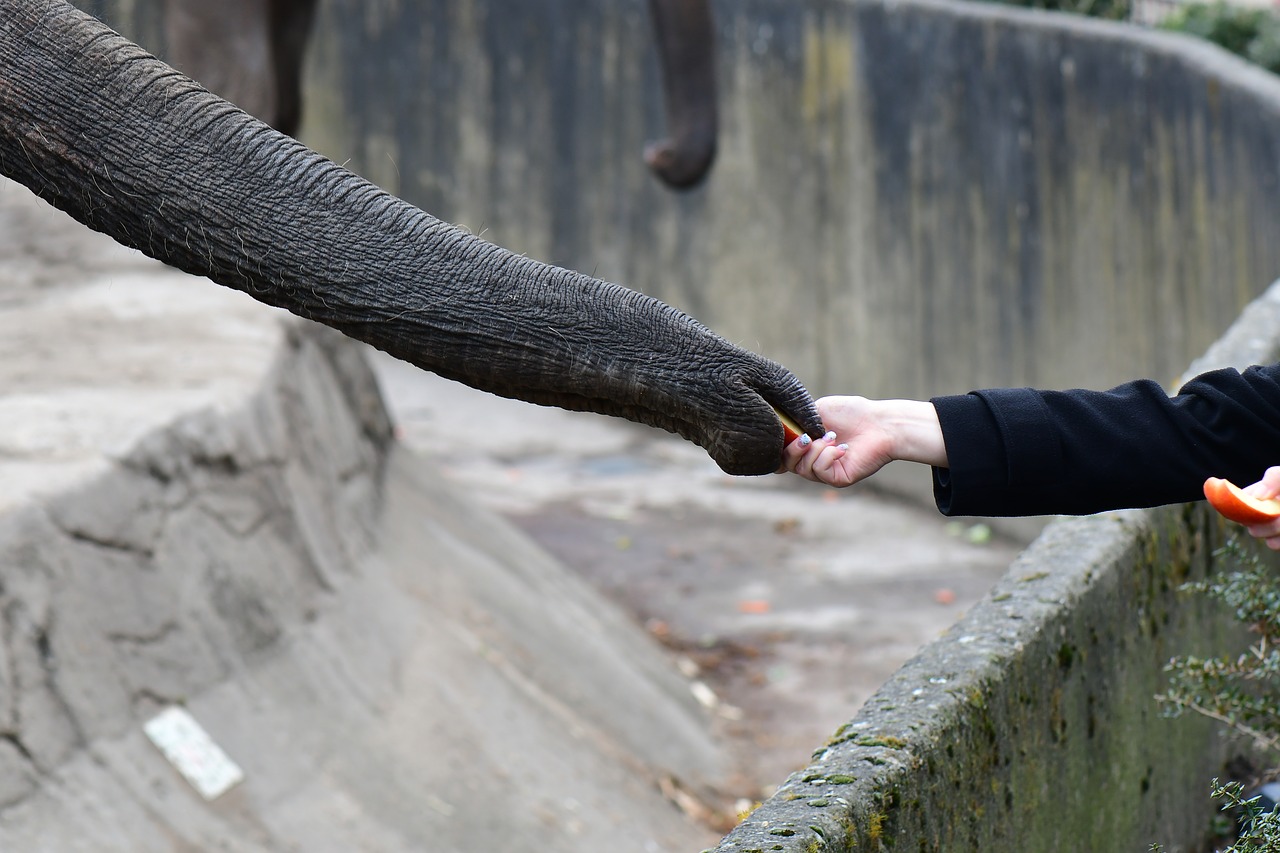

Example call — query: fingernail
[836,444,849,452]
[823,431,837,442]
[799,434,812,447]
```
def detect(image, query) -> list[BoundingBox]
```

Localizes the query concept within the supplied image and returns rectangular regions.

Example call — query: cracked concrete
[0,178,726,851]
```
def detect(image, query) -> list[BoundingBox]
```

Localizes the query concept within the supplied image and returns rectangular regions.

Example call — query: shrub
[1160,2,1280,75]
[991,0,1131,21]
[1155,537,1280,851]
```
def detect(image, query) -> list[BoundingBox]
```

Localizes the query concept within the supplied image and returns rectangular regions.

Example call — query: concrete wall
[295,0,1280,407]
[83,0,1280,504]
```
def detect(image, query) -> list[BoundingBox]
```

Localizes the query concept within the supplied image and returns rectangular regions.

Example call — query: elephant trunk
[0,0,819,475]
[645,0,718,190]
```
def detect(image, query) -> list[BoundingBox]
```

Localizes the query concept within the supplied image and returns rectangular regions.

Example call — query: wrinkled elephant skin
[0,0,819,475]
[161,0,717,190]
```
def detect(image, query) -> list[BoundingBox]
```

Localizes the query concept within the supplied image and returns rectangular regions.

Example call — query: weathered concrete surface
[0,179,724,852]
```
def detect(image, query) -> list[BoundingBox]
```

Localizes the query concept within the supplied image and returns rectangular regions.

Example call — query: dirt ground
[371,353,1025,823]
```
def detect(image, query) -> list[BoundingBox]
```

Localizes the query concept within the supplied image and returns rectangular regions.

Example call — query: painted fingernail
[823,431,837,442]
[836,444,849,452]
[799,434,812,447]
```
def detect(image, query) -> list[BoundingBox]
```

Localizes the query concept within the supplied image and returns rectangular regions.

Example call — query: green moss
[853,734,908,749]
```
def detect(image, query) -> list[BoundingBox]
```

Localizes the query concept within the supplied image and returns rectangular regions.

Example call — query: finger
[1244,465,1280,500]
[1245,480,1277,499]
[792,433,836,480]
[808,443,851,485]
[1256,466,1280,499]
[1247,520,1280,539]
[777,432,814,473]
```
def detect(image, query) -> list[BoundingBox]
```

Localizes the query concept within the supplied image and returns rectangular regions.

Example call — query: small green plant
[1160,2,1280,76]
[1213,778,1280,851]
[1159,538,1280,756]
[1152,778,1280,852]
[1155,537,1280,851]
[991,0,1131,21]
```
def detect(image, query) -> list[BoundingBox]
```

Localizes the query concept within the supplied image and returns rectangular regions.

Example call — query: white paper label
[143,706,244,800]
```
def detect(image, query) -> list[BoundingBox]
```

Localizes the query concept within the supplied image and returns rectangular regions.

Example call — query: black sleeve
[928,363,1280,517]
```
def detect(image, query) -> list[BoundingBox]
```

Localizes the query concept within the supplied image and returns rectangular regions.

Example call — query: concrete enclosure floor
[371,342,1024,823]
[0,176,1022,850]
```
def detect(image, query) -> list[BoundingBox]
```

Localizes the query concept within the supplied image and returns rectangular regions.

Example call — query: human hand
[779,396,947,488]
[1243,466,1280,549]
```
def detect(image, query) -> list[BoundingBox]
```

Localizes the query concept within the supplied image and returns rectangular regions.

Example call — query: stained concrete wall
[84,0,1280,404]
[292,0,1280,406]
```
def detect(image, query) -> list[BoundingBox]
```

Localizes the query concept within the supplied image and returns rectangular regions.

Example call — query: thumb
[1246,466,1280,499]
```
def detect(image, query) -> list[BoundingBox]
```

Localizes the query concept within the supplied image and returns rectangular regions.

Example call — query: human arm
[931,365,1280,516]
[784,363,1280,517]
[780,396,947,485]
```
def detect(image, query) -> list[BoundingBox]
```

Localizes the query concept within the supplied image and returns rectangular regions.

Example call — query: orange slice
[775,409,804,444]
[1203,477,1280,525]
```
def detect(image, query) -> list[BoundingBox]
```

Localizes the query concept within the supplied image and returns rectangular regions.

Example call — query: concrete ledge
[714,282,1280,852]
[0,183,725,851]
[0,178,394,809]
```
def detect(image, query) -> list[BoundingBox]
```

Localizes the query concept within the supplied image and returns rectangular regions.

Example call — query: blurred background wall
[80,0,1280,407]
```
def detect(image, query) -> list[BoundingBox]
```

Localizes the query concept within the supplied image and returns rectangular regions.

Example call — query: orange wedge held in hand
[775,409,805,445]
[1203,477,1280,525]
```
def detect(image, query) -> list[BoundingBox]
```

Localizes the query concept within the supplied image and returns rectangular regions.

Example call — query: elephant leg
[164,0,313,138]
[164,0,279,130]
[645,0,718,191]
[267,0,319,138]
